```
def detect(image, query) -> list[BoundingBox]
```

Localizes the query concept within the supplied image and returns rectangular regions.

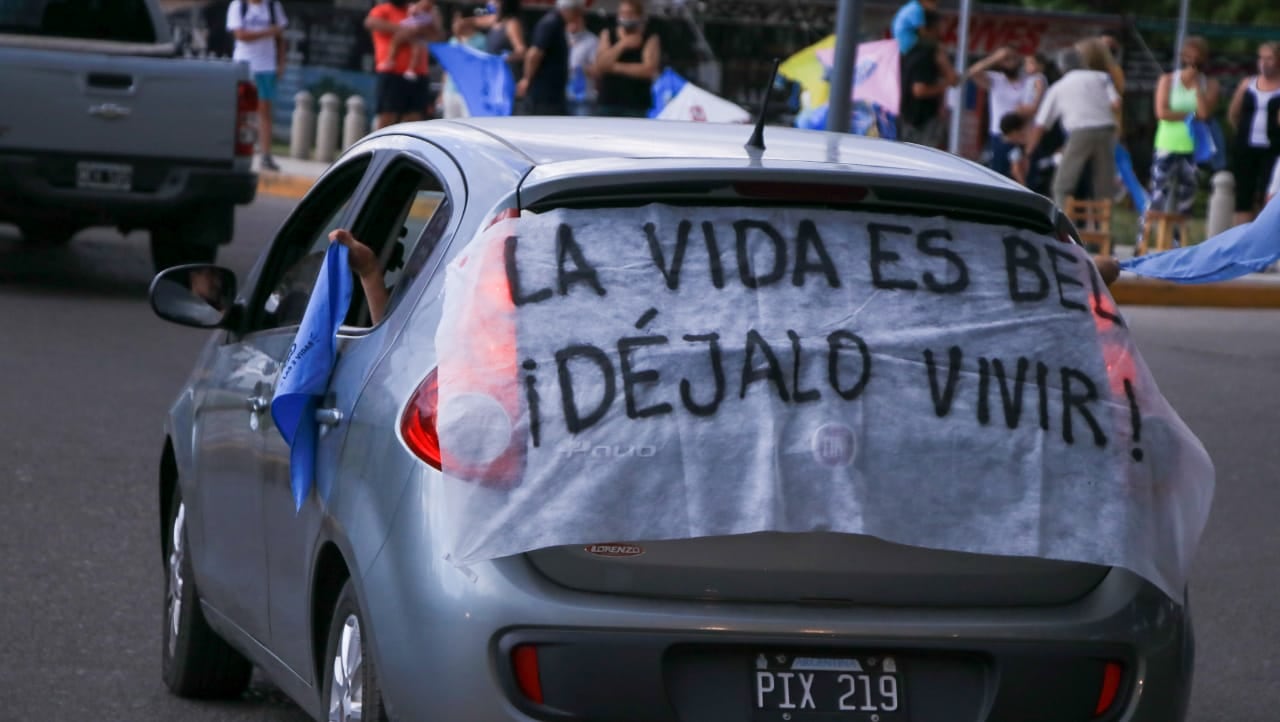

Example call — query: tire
[323,581,389,722]
[18,222,77,245]
[162,486,253,699]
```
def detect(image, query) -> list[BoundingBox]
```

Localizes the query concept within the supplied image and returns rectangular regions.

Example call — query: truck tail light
[235,80,259,158]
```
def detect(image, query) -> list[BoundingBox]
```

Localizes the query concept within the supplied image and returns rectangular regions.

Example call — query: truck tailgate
[0,47,243,164]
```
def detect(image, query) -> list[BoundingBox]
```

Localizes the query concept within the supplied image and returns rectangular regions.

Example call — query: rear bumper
[0,152,256,226]
[360,480,1192,722]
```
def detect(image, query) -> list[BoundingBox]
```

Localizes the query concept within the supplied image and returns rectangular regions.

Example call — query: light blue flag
[429,42,514,117]
[1121,195,1280,283]
[271,243,353,511]
[648,68,687,119]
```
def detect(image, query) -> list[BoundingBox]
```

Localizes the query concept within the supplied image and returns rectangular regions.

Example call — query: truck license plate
[753,652,905,721]
[76,162,132,191]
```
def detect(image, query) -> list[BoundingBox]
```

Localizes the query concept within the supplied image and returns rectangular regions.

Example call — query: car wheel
[323,581,388,722]
[18,222,77,245]
[161,486,253,698]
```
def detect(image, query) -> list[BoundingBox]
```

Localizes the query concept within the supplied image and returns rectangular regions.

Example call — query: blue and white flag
[1121,195,1280,283]
[648,68,687,119]
[648,68,749,123]
[429,42,514,117]
[271,243,353,511]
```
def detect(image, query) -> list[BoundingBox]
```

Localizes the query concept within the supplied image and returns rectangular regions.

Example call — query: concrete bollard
[314,92,341,163]
[289,90,315,160]
[342,95,368,150]
[1206,170,1235,238]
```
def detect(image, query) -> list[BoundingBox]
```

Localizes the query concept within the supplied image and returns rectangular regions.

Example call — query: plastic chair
[1064,197,1113,257]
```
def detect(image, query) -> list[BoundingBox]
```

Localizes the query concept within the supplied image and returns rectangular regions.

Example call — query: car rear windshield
[0,0,157,43]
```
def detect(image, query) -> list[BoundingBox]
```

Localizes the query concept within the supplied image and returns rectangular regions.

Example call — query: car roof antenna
[745,58,781,153]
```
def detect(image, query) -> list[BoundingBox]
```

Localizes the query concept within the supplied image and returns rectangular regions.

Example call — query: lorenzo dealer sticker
[584,543,645,557]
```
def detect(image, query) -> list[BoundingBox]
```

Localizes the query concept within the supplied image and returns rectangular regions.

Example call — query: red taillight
[732,181,868,204]
[512,645,543,704]
[235,80,259,158]
[401,368,442,470]
[1093,661,1125,717]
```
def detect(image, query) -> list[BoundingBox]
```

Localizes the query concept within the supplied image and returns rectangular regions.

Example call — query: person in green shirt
[1147,36,1220,224]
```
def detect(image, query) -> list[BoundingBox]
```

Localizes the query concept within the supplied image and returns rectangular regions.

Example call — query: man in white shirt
[1026,49,1121,208]
[226,0,288,171]
[966,46,1034,177]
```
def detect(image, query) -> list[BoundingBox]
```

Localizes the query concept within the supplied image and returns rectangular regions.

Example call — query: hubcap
[328,614,364,722]
[166,502,186,658]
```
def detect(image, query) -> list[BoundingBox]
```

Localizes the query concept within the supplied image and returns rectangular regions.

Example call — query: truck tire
[18,222,77,245]
[149,205,231,273]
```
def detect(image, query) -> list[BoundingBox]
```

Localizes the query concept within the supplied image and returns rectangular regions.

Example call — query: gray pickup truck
[0,0,258,271]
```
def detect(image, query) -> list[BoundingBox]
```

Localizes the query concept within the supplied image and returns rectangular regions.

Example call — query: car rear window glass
[0,0,157,43]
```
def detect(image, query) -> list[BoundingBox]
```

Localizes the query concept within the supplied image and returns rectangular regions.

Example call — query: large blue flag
[429,42,514,117]
[271,243,353,510]
[648,67,687,118]
[1121,195,1280,283]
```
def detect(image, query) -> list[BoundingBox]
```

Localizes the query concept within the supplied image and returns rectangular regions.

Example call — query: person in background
[478,0,527,89]
[365,0,444,129]
[1227,42,1280,225]
[517,0,583,115]
[594,0,660,118]
[966,46,1034,177]
[439,5,488,119]
[1147,36,1218,225]
[892,0,938,55]
[998,112,1030,185]
[226,0,287,171]
[566,11,599,116]
[1025,39,1120,208]
[377,0,438,80]
[1021,52,1049,113]
[897,10,955,149]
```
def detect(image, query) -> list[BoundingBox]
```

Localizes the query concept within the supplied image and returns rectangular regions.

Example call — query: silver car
[150,118,1192,722]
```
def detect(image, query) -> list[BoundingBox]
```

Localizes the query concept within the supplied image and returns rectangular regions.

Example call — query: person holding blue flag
[439,6,489,119]
[1144,36,1219,243]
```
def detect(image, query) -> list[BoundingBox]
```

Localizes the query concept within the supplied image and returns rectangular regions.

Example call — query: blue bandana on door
[271,242,353,511]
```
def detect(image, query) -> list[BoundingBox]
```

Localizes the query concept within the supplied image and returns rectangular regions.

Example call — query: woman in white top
[966,46,1035,178]
[1026,39,1121,208]
[1227,42,1280,225]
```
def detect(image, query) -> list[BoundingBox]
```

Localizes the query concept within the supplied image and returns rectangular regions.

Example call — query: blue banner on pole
[429,42,515,117]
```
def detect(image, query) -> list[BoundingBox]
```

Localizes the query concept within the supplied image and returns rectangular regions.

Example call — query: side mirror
[149,264,238,328]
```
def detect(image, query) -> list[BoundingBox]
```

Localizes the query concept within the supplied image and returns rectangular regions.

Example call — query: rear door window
[0,0,157,43]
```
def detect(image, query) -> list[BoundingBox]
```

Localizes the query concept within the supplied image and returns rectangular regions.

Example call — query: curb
[256,171,315,201]
[1111,277,1280,308]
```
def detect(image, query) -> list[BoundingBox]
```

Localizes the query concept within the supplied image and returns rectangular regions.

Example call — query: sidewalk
[252,157,1280,308]
[254,155,331,201]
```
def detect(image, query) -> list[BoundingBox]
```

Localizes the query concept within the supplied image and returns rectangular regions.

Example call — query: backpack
[220,0,284,57]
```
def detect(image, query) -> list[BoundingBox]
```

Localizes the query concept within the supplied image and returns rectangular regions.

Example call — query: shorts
[899,115,946,149]
[1231,146,1280,212]
[253,71,277,103]
[375,72,431,116]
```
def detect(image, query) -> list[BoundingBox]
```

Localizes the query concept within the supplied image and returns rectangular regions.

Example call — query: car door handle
[246,395,270,414]
[315,408,343,427]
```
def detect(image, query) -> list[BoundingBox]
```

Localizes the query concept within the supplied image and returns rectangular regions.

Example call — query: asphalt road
[1,196,1278,721]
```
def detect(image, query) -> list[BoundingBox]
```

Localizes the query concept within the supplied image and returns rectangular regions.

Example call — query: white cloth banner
[656,83,751,123]
[435,206,1214,599]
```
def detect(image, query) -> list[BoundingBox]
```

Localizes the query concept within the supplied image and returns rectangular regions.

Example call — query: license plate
[753,652,905,721]
[76,162,132,191]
